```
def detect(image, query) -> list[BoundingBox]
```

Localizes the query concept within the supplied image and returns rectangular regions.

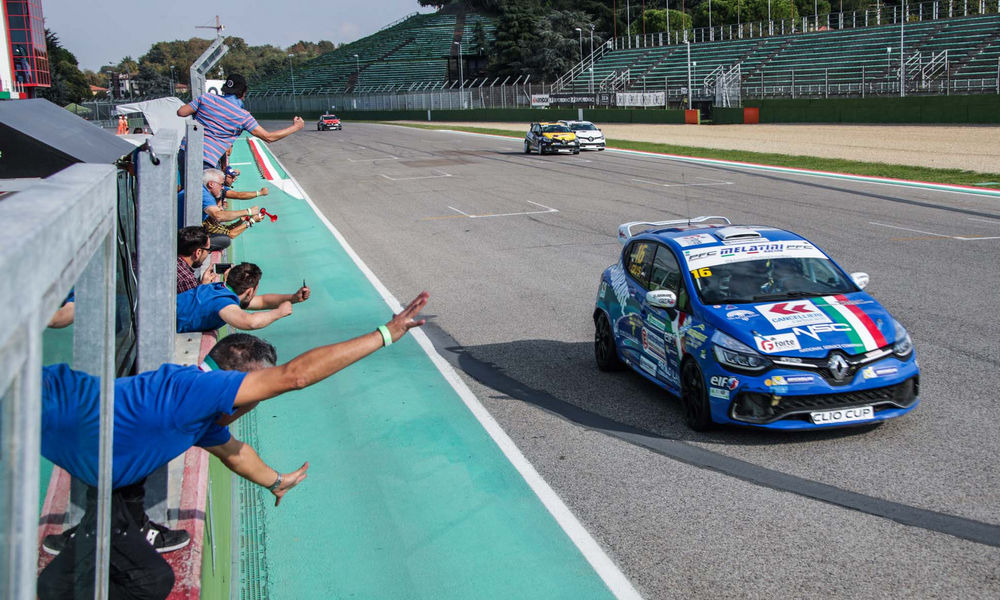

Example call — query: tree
[37,29,90,105]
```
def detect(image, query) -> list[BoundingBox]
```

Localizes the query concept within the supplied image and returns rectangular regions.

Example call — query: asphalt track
[268,122,1000,599]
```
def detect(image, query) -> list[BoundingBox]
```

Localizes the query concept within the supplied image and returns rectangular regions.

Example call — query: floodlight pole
[589,24,595,94]
[288,54,296,95]
[575,27,583,67]
[454,41,464,108]
[685,39,692,110]
[899,1,906,97]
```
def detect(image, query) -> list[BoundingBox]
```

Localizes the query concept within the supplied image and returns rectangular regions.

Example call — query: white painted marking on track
[870,221,1000,240]
[347,156,399,162]
[967,217,999,224]
[265,148,643,600]
[380,169,452,181]
[447,200,559,219]
[632,177,733,188]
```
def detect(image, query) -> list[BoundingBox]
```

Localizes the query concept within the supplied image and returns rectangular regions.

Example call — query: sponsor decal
[765,374,815,386]
[684,242,825,269]
[646,314,668,332]
[811,406,874,424]
[754,333,801,353]
[791,322,853,341]
[530,94,551,107]
[659,364,680,385]
[608,263,630,309]
[641,328,667,360]
[756,300,832,330]
[639,356,658,376]
[675,233,717,247]
[709,387,730,399]
[709,376,740,390]
[686,328,708,347]
[599,282,607,299]
[727,309,757,321]
[862,366,899,379]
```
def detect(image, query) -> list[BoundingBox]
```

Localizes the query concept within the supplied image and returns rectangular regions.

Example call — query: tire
[572,149,580,155]
[524,140,531,154]
[680,360,713,431]
[594,313,624,371]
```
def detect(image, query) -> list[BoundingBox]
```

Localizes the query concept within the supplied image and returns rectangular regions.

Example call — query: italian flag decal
[814,295,888,351]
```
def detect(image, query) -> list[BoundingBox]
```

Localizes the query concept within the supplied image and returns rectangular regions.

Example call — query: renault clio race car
[559,119,606,150]
[317,114,342,130]
[524,122,580,155]
[593,216,919,431]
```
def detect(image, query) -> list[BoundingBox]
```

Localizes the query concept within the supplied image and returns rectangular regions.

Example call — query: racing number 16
[691,268,712,279]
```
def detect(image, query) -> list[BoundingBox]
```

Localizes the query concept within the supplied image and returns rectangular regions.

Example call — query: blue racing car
[593,216,919,431]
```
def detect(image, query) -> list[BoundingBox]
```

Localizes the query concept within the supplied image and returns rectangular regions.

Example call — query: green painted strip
[225,140,625,599]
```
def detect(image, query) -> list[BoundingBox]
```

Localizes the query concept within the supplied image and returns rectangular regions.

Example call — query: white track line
[870,221,1000,240]
[264,141,643,600]
[448,200,559,218]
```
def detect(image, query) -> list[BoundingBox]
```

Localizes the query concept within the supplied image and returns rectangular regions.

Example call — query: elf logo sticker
[754,333,801,353]
[709,376,740,390]
[756,300,831,330]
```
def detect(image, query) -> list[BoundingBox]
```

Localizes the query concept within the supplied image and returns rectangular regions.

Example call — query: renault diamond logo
[828,353,850,381]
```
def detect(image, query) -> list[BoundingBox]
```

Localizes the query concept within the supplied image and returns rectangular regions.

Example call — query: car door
[529,124,540,150]
[618,241,656,376]
[638,244,690,391]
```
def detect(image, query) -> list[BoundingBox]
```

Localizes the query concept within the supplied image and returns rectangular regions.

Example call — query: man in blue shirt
[38,291,429,599]
[177,169,261,250]
[176,262,309,333]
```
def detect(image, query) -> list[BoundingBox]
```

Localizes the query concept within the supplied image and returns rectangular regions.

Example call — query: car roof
[617,217,805,248]
[560,120,593,126]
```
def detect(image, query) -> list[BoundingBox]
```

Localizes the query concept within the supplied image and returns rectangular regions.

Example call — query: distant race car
[593,216,919,431]
[524,122,580,155]
[317,114,342,130]
[559,119,606,150]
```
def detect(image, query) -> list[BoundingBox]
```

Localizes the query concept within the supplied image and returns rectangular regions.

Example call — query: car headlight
[711,330,771,372]
[892,321,913,358]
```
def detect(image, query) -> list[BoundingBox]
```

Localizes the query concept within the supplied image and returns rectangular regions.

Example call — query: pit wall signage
[530,94,550,107]
[616,92,665,107]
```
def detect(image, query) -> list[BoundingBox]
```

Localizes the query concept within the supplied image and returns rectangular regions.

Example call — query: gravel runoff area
[407,122,1000,174]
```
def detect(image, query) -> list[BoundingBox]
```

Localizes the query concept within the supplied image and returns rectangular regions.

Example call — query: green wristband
[377,325,392,347]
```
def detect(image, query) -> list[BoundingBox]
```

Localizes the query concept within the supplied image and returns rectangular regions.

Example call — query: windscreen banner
[616,92,665,107]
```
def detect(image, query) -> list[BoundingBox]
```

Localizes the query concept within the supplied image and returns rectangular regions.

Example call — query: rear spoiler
[617,216,731,245]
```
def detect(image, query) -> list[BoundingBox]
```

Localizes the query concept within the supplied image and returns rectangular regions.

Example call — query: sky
[41,0,436,71]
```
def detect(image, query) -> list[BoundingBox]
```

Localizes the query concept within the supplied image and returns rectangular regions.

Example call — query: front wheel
[594,313,624,371]
[681,360,713,431]
[524,140,531,154]
[572,149,580,155]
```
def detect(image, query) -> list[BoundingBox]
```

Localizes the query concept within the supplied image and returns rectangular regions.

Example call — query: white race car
[559,120,606,151]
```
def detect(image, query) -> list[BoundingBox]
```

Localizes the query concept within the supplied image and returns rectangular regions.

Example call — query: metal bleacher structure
[248,11,496,113]
[251,3,1000,113]
[560,4,1000,105]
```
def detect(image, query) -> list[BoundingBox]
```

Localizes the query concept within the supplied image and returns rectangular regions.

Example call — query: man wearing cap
[177,74,304,172]
[222,166,269,201]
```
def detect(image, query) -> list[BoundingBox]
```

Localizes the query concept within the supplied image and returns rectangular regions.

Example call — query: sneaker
[141,519,190,553]
[41,525,77,556]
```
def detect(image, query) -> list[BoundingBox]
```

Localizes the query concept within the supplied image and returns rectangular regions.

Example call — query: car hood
[542,132,576,141]
[573,130,604,139]
[704,292,896,358]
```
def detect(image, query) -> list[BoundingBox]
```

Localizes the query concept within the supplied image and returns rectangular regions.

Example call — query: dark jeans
[208,233,232,252]
[37,481,174,600]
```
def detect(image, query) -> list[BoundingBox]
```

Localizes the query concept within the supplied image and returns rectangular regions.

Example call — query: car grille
[771,348,894,386]
[731,376,918,424]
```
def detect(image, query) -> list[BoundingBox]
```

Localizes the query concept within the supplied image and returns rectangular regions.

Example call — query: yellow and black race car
[524,122,580,155]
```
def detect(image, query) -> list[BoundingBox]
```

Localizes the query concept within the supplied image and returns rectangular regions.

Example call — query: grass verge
[375,121,1000,188]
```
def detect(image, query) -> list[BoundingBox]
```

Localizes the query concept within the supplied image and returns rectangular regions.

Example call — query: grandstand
[561,12,1000,101]
[251,11,495,95]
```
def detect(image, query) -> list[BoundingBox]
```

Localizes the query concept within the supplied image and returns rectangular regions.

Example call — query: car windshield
[690,257,858,304]
[323,115,337,119]
[542,124,571,133]
[573,123,598,130]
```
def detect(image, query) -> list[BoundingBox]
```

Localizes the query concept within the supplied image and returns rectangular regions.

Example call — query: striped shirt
[185,94,259,167]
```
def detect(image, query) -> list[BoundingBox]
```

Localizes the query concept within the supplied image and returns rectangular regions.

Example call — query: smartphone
[214,263,232,274]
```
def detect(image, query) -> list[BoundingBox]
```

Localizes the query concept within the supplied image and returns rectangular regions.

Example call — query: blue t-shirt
[41,363,245,488]
[176,185,219,228]
[176,282,240,333]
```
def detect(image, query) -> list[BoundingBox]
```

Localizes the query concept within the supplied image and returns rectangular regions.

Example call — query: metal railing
[0,116,201,599]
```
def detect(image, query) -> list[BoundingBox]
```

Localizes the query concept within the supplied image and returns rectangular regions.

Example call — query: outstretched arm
[233,292,428,406]
[219,302,293,330]
[205,436,308,506]
[248,286,310,309]
[250,117,305,143]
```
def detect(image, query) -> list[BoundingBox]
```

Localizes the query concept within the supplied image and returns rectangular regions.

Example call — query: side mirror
[851,272,870,289]
[646,289,677,309]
